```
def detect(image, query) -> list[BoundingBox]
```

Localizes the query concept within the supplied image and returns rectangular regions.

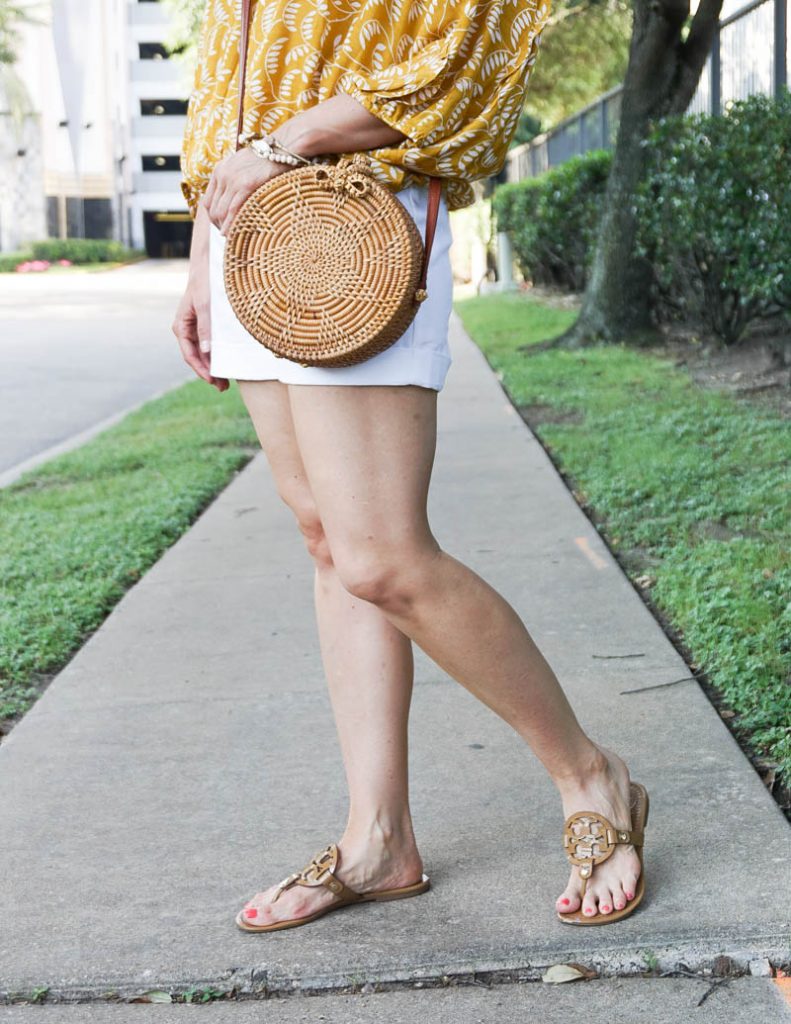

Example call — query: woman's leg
[236,380,423,926]
[285,382,642,919]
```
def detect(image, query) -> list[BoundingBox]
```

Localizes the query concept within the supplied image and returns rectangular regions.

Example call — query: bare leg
[286,382,642,919]
[235,380,423,926]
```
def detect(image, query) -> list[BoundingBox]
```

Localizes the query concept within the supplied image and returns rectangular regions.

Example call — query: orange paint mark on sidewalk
[774,973,791,1008]
[574,536,608,570]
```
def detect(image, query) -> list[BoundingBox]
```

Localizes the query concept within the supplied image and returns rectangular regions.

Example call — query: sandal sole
[557,781,649,926]
[235,873,431,932]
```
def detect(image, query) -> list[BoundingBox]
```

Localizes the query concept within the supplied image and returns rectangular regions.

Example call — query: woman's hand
[203,148,291,236]
[172,203,229,392]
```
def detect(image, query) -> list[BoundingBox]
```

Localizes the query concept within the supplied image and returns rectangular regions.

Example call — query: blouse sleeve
[333,0,552,183]
[180,7,228,219]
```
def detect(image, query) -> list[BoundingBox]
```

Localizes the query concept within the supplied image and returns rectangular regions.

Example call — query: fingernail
[199,338,211,353]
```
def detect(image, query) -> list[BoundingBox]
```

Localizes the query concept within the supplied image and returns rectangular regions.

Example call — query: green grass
[0,381,257,724]
[455,292,791,787]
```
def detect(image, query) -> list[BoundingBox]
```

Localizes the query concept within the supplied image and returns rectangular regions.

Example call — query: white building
[127,0,193,256]
[0,0,192,256]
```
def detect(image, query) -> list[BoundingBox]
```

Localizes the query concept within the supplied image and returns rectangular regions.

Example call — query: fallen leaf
[541,962,596,984]
[130,991,172,1004]
[568,962,598,980]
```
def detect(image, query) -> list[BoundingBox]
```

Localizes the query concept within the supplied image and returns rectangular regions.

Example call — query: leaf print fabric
[180,0,553,217]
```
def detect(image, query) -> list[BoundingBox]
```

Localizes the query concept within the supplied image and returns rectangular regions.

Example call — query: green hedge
[29,239,144,264]
[493,88,791,345]
[0,251,32,273]
[492,150,612,292]
[635,88,791,345]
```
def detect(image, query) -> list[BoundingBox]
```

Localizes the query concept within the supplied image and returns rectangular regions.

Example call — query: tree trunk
[548,0,723,349]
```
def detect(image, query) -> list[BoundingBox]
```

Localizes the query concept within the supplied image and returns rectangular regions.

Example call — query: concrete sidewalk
[1,979,789,1022]
[0,314,788,1005]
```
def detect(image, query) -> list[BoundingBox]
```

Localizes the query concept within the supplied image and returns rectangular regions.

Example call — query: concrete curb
[2,937,788,1003]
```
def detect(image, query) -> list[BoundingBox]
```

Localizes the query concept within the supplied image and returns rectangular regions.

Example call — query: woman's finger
[202,175,218,214]
[208,183,231,230]
[176,332,228,392]
[176,331,212,382]
[196,295,212,355]
[220,192,247,236]
[172,299,212,381]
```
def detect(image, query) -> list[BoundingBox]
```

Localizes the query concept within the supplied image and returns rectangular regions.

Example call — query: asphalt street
[0,260,191,481]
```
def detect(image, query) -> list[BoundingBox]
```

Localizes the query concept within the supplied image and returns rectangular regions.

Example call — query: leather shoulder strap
[235,0,441,286]
[236,0,252,151]
[417,178,442,295]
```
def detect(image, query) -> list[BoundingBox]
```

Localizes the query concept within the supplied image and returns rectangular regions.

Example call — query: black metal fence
[506,0,788,181]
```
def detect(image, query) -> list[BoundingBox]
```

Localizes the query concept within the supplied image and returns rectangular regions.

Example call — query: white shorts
[209,183,454,390]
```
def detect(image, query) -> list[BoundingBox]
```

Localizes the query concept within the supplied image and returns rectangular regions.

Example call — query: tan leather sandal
[235,842,431,932]
[557,780,649,925]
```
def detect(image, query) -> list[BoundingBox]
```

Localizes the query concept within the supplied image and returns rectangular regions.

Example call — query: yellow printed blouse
[180,0,552,217]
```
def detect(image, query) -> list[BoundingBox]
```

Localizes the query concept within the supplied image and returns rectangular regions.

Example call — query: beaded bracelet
[239,131,315,166]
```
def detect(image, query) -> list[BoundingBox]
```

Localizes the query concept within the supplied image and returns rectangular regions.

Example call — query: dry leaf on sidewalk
[129,991,173,1003]
[541,962,598,984]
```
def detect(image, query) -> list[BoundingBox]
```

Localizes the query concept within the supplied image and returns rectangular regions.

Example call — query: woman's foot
[554,742,642,919]
[239,826,424,927]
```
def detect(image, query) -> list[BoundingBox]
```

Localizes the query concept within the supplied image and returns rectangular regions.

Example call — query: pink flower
[16,259,52,272]
[57,259,72,267]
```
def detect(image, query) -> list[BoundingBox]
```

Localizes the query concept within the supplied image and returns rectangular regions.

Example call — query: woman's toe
[598,890,614,915]
[622,871,640,902]
[611,885,627,911]
[556,886,581,913]
[581,890,599,917]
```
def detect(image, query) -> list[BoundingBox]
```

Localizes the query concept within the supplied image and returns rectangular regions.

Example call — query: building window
[142,155,182,172]
[139,42,170,60]
[84,199,114,239]
[46,196,60,238]
[61,198,113,240]
[140,99,188,116]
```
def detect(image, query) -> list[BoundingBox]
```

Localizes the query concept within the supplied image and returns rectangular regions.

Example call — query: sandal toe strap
[563,810,642,877]
[271,842,363,904]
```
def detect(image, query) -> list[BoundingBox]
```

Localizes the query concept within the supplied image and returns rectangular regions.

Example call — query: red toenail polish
[625,892,633,899]
[561,898,570,905]
[602,905,610,912]
[585,908,593,914]
[245,908,258,918]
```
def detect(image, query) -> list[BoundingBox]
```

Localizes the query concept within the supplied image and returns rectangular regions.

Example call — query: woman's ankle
[340,810,419,853]
[551,740,612,797]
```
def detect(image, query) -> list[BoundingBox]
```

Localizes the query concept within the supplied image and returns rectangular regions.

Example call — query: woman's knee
[277,486,333,568]
[333,540,438,609]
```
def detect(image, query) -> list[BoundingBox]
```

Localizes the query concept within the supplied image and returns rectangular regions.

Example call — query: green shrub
[29,239,144,264]
[492,150,612,291]
[635,87,791,345]
[0,251,32,272]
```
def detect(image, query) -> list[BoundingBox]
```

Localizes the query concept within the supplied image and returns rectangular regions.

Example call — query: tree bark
[548,0,723,349]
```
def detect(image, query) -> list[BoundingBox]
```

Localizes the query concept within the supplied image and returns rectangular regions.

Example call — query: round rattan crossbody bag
[222,0,443,369]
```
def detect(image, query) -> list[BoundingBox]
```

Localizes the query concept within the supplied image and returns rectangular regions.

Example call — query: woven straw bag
[222,0,442,368]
